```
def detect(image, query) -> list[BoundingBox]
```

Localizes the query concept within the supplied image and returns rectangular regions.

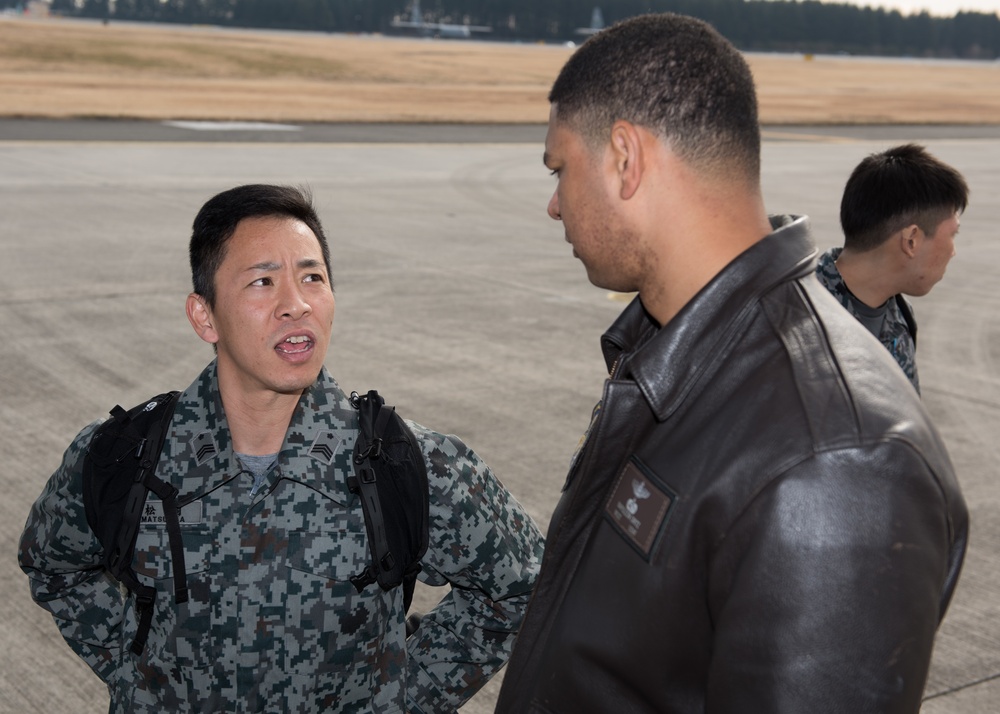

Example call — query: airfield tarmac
[1,121,997,712]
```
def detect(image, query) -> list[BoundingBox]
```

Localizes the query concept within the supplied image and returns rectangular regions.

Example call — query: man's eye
[250,277,272,287]
[304,273,326,283]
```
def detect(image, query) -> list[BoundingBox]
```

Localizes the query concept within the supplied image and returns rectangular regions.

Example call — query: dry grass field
[2,15,1000,124]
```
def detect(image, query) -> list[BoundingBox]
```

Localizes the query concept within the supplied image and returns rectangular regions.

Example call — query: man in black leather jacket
[496,13,968,714]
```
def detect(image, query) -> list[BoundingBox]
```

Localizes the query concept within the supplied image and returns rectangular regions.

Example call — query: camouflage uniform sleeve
[404,424,544,714]
[17,421,123,685]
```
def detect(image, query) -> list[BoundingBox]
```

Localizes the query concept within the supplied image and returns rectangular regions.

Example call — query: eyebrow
[247,258,325,273]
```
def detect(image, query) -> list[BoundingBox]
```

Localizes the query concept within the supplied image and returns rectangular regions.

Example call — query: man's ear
[609,120,644,200]
[899,224,921,258]
[186,293,219,344]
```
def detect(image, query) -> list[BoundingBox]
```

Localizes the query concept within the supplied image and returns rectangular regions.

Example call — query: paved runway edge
[3,118,1000,143]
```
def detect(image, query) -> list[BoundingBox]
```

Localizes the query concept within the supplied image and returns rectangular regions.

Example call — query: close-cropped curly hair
[549,13,761,184]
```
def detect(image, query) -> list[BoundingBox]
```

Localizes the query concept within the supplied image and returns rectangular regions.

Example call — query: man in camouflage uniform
[816,143,969,394]
[19,184,543,713]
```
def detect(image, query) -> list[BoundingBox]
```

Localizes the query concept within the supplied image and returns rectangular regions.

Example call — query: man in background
[816,143,969,393]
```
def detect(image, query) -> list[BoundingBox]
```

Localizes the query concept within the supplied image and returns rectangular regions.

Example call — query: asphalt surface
[3,117,1000,143]
[1,121,997,713]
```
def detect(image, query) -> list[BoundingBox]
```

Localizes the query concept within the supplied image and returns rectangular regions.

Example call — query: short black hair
[840,144,969,252]
[549,13,761,183]
[190,184,332,307]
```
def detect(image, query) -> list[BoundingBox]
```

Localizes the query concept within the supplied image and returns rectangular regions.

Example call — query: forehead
[543,106,561,157]
[544,107,588,163]
[933,211,961,235]
[225,216,322,261]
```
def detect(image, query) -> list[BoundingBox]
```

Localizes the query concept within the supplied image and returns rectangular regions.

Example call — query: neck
[640,166,772,326]
[834,247,899,308]
[217,372,303,456]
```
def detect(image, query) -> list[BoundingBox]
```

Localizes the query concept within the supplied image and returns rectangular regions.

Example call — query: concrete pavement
[0,123,996,712]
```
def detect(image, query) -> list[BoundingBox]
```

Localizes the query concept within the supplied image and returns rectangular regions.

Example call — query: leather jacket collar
[601,215,816,422]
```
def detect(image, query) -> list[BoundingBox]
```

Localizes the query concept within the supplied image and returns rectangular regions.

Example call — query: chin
[274,369,322,394]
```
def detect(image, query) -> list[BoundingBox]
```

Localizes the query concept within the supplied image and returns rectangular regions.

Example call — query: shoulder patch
[604,458,675,560]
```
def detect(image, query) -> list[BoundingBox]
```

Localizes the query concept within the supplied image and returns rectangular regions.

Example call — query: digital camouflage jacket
[19,362,543,713]
[815,247,920,393]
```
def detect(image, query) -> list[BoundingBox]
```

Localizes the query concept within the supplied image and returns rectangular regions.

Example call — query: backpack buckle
[355,438,383,463]
[134,590,155,611]
[350,565,378,593]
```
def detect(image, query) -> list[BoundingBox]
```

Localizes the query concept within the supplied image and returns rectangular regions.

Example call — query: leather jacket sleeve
[706,438,961,713]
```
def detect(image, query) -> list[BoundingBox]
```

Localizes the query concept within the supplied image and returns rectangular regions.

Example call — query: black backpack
[82,392,185,656]
[894,294,918,346]
[82,388,429,655]
[347,390,429,613]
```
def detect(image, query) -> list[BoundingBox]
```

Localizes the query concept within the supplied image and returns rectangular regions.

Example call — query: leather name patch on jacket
[604,458,674,559]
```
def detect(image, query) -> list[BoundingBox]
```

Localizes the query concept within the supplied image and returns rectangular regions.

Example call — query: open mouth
[276,335,313,355]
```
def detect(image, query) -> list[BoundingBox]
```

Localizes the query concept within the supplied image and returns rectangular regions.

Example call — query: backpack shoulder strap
[82,390,184,655]
[894,294,918,346]
[347,390,430,615]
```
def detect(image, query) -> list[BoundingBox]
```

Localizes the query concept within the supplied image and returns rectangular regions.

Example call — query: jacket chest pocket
[270,522,396,678]
[131,498,213,581]
[125,500,219,672]
[233,476,397,679]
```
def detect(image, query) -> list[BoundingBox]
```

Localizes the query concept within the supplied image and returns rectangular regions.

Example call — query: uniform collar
[601,215,817,422]
[161,361,358,505]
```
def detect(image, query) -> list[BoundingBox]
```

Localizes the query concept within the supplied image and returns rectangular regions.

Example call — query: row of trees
[24,0,1000,59]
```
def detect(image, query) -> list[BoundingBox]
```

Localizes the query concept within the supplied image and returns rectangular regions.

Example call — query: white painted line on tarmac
[760,129,859,143]
[162,121,302,131]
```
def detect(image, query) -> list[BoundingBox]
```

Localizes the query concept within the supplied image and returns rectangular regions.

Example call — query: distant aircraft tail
[391,0,492,38]
[576,7,605,36]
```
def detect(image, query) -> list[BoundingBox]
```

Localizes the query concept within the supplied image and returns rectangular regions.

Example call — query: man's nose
[277,282,310,319]
[547,190,561,221]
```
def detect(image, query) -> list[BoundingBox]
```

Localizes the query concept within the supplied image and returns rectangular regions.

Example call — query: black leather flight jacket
[496,216,968,714]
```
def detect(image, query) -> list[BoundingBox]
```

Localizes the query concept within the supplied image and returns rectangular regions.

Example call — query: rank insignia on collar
[309,430,342,466]
[190,430,218,466]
